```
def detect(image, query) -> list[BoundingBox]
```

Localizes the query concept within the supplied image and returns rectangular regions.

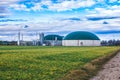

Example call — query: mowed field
[0,46,119,80]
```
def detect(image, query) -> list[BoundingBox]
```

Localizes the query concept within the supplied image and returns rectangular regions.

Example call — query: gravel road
[90,52,120,80]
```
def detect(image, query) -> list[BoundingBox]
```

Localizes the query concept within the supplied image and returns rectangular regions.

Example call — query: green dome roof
[64,31,100,40]
[44,35,63,40]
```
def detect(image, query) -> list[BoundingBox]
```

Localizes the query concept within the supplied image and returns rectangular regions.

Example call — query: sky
[0,0,120,41]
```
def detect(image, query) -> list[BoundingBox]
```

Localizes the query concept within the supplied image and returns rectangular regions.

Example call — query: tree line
[0,41,17,45]
[101,40,120,46]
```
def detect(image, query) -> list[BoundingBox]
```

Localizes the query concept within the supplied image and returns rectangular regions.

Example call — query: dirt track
[90,52,120,80]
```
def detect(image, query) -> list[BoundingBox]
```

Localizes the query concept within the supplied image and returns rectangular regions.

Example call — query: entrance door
[79,41,83,46]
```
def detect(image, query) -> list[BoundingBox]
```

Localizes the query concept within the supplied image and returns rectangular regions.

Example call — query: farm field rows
[0,46,119,80]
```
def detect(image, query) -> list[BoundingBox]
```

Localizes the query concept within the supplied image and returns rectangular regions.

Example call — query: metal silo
[39,33,44,45]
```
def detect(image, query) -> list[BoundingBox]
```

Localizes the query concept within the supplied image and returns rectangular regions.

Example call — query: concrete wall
[45,40,62,46]
[62,40,100,46]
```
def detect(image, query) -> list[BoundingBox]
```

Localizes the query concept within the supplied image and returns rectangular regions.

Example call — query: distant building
[62,31,100,46]
[44,35,63,46]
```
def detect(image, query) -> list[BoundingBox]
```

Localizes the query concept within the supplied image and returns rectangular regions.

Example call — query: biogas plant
[17,31,101,46]
[62,31,100,46]
[40,31,100,46]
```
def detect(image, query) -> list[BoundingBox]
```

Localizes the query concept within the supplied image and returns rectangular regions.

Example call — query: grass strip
[61,49,120,80]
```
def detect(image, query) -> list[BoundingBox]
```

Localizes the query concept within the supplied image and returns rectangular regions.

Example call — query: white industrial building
[62,31,100,46]
[44,35,63,46]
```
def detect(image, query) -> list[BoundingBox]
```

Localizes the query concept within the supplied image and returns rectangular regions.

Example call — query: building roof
[64,31,100,40]
[44,35,63,40]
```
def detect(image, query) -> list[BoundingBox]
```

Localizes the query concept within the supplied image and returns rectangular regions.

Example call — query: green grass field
[0,46,119,80]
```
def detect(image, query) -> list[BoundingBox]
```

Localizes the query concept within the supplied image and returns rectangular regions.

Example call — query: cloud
[0,6,9,18]
[87,5,120,17]
[95,30,120,34]
[0,19,27,22]
[10,4,30,11]
[87,16,120,21]
[9,0,96,12]
[0,0,20,18]
[0,24,8,26]
[8,0,120,12]
[0,14,8,18]
[62,17,81,21]
[85,5,120,28]
[30,3,43,11]
[4,0,120,12]
[0,15,120,32]
[0,18,120,41]
[103,21,109,24]
[0,6,7,13]
[0,0,18,5]
[48,0,95,11]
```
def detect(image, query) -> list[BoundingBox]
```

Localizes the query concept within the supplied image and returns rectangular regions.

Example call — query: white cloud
[10,4,30,11]
[45,0,95,11]
[0,16,120,41]
[0,13,10,17]
[9,0,96,12]
[0,0,20,17]
[86,5,120,17]
[31,3,43,11]
[0,0,19,5]
[3,0,120,12]
[9,0,120,12]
